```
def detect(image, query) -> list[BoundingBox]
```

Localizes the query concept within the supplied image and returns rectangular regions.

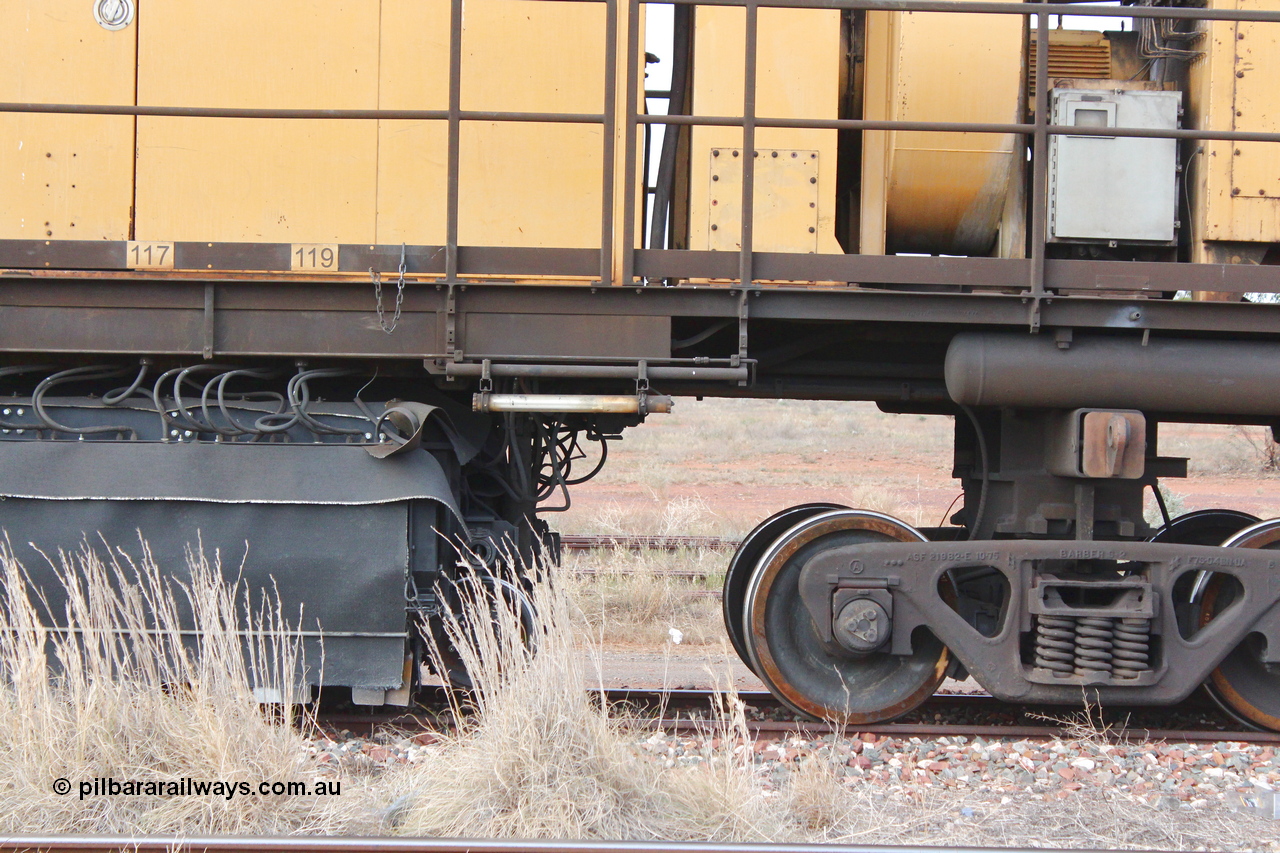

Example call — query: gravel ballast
[310,721,1280,849]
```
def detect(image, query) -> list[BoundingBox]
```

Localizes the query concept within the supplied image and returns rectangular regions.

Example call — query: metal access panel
[0,0,137,240]
[707,149,820,253]
[1048,89,1181,243]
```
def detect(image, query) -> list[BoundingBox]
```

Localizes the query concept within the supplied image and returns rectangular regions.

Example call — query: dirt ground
[557,398,1280,537]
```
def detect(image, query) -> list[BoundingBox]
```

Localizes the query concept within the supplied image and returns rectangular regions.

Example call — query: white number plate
[126,241,174,269]
[291,243,339,271]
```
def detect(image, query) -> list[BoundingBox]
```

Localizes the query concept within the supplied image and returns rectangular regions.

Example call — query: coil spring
[1074,616,1115,675]
[1112,617,1151,679]
[1033,615,1077,674]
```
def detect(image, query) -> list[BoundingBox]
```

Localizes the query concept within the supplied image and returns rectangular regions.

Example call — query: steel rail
[323,698,1280,746]
[0,839,1156,853]
[327,688,1280,745]
[561,534,738,551]
[649,717,1280,744]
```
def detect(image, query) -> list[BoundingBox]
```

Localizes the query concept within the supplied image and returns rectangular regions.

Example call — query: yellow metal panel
[134,1,380,244]
[1190,0,1280,248]
[461,0,605,114]
[376,0,609,249]
[457,121,604,248]
[862,6,1023,257]
[376,120,449,246]
[0,1,135,240]
[707,149,820,253]
[375,0,450,245]
[688,6,843,258]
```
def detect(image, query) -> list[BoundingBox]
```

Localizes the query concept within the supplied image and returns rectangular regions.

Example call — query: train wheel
[1149,508,1259,546]
[742,509,949,723]
[723,502,849,673]
[1200,518,1280,731]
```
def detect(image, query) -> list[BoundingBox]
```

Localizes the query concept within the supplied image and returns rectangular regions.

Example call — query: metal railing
[3,0,1280,299]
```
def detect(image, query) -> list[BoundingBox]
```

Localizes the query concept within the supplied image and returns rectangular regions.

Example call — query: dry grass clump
[0,543,341,835]
[379,574,779,840]
[565,547,724,647]
[566,493,743,538]
[1161,422,1280,478]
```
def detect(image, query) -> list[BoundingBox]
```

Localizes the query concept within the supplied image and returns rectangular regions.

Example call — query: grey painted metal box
[1048,88,1181,244]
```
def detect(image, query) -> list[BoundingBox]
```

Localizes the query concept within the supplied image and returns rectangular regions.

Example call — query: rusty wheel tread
[722,503,848,674]
[1199,518,1280,732]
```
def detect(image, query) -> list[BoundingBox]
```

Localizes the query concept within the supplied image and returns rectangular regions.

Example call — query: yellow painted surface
[377,0,608,249]
[0,0,135,240]
[135,1,380,244]
[1188,0,1280,249]
[456,121,605,248]
[688,6,842,257]
[861,7,1024,256]
[374,0,449,245]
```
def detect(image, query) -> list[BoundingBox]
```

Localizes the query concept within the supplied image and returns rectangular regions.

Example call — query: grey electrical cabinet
[1048,88,1181,244]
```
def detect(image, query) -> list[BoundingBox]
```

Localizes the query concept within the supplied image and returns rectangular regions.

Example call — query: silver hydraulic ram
[473,392,674,415]
[946,332,1280,417]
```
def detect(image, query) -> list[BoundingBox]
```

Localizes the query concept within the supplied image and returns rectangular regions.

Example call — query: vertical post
[202,283,215,360]
[740,0,758,288]
[445,0,463,283]
[1028,9,1050,314]
[619,0,642,286]
[601,0,618,286]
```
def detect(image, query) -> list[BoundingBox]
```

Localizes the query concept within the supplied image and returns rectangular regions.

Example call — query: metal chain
[371,244,407,334]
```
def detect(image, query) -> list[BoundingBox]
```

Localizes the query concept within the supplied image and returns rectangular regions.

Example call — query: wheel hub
[833,598,890,653]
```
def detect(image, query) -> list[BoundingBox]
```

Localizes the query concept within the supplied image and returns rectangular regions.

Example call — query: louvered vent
[1029,31,1112,95]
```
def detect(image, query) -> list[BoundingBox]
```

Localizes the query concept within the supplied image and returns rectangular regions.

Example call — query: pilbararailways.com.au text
[52,777,341,800]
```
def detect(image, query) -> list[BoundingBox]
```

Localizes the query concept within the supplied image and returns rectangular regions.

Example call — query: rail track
[561,535,738,553]
[563,534,733,591]
[318,686,1280,746]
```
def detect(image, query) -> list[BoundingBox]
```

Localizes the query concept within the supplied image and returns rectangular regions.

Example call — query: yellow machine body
[6,0,1280,276]
[2,0,627,252]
